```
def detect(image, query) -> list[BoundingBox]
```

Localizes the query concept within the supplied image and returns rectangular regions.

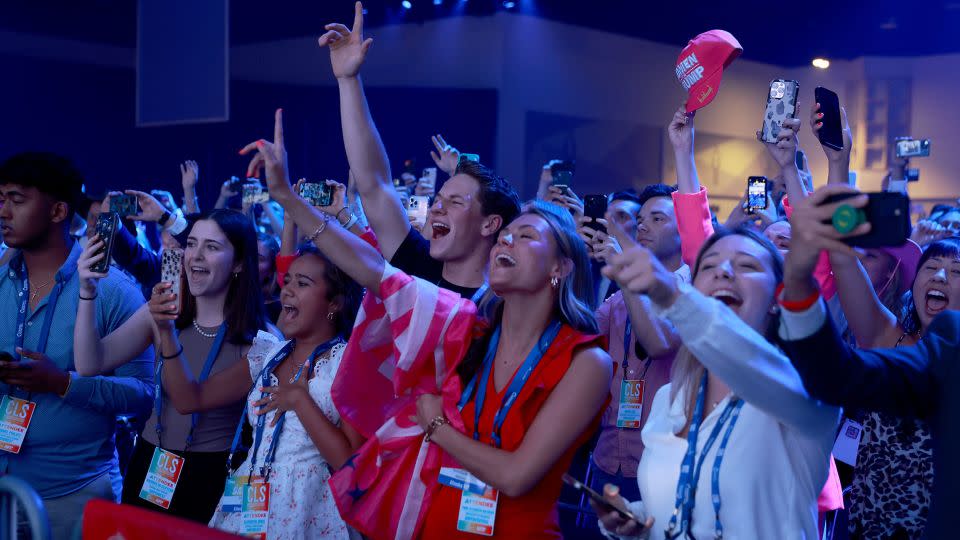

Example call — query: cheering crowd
[2,3,959,539]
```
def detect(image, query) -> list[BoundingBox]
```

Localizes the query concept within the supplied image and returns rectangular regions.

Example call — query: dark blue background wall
[2,53,498,207]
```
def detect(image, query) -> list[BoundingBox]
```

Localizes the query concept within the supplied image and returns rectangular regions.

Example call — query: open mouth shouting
[431,221,451,241]
[710,288,743,309]
[924,287,950,317]
[493,252,518,268]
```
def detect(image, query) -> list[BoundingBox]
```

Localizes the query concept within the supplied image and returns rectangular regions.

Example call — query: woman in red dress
[415,202,614,539]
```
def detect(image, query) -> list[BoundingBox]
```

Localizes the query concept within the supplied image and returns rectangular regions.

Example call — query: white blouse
[608,284,841,539]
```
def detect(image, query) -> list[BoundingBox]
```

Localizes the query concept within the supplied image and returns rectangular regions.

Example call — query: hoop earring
[550,276,559,289]
[327,312,335,320]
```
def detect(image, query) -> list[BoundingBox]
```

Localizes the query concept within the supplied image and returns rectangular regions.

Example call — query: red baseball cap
[676,30,743,113]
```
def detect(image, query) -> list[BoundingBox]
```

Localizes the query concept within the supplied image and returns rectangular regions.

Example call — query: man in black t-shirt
[320,5,520,300]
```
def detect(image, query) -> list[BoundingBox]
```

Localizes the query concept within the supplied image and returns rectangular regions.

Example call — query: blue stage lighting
[402,0,412,9]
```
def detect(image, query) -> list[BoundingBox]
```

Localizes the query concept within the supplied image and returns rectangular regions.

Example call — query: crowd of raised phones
[1,3,958,540]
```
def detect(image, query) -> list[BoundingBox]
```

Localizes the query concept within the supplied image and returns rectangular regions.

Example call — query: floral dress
[209,332,351,539]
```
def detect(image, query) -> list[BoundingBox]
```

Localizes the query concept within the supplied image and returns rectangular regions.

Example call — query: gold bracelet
[424,415,449,442]
[307,214,330,244]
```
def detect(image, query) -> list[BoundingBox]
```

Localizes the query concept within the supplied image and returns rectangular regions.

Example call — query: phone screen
[747,177,767,212]
[896,139,931,158]
[814,87,843,151]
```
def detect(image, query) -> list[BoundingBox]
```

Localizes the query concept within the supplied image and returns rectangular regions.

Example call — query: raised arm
[761,118,808,204]
[318,2,409,259]
[667,105,715,268]
[180,160,201,214]
[806,105,900,347]
[242,109,386,292]
[74,240,155,376]
[417,345,612,497]
[148,283,253,413]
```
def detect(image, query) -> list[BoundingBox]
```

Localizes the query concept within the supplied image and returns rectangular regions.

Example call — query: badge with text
[241,478,270,539]
[438,468,498,536]
[833,418,864,466]
[219,475,251,514]
[138,447,186,509]
[616,379,644,428]
[0,396,36,454]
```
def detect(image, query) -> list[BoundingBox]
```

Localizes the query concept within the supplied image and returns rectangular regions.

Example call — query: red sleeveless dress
[419,325,604,539]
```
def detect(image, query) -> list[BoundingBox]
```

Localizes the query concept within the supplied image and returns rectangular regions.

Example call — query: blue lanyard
[665,371,743,539]
[470,283,489,305]
[244,337,342,482]
[154,323,227,449]
[621,318,652,380]
[13,276,63,361]
[457,320,562,448]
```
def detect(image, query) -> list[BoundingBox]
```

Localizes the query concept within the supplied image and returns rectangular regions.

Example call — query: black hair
[454,160,521,233]
[294,242,363,339]
[176,209,266,345]
[901,237,960,334]
[0,152,85,218]
[257,232,280,275]
[610,189,641,206]
[637,183,678,207]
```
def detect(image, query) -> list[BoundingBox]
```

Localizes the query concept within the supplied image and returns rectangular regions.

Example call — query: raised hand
[180,160,199,190]
[601,214,678,308]
[319,180,349,218]
[911,218,952,247]
[77,237,109,296]
[667,103,695,154]
[545,186,584,217]
[239,109,295,204]
[430,134,460,176]
[785,184,869,280]
[810,103,852,164]
[762,117,801,171]
[318,1,373,80]
[148,282,179,331]
[126,190,169,223]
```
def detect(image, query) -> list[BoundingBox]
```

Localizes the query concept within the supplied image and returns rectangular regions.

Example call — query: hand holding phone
[583,195,609,233]
[821,191,910,248]
[299,182,334,207]
[109,194,139,218]
[747,176,768,214]
[562,474,651,535]
[896,138,931,158]
[90,212,120,274]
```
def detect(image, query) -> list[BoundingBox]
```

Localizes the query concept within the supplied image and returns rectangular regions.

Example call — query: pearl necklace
[192,320,218,338]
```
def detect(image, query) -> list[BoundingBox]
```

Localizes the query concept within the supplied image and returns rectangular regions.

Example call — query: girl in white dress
[151,244,363,539]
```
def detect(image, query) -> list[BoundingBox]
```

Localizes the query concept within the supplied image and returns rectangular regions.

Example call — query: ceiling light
[812,58,830,69]
[434,0,442,4]
[503,1,515,8]
[402,0,412,9]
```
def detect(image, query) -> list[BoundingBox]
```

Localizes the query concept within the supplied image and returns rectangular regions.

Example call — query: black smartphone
[109,194,139,217]
[299,182,333,207]
[821,192,910,248]
[896,139,931,158]
[747,176,768,213]
[227,176,244,192]
[814,87,844,151]
[550,160,576,176]
[561,474,638,523]
[91,212,121,274]
[584,195,608,233]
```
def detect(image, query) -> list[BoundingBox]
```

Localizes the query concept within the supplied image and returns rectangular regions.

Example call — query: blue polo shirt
[0,241,154,498]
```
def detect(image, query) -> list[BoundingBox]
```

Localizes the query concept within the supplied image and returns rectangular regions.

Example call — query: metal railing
[0,476,51,540]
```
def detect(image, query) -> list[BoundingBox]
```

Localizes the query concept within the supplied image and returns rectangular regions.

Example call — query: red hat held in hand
[676,30,743,113]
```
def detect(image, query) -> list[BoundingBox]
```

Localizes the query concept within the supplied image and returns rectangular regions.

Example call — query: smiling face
[488,213,565,295]
[278,254,337,338]
[184,219,240,298]
[693,234,780,333]
[636,196,681,264]
[425,174,493,261]
[912,254,960,329]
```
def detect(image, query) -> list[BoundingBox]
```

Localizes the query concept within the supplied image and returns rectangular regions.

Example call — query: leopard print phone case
[160,248,184,314]
[759,79,799,144]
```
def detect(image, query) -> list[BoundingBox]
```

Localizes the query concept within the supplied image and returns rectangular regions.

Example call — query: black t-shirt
[390,228,481,300]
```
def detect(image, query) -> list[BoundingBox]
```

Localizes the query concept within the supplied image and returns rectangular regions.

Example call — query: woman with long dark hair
[75,209,267,523]
[151,241,363,538]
